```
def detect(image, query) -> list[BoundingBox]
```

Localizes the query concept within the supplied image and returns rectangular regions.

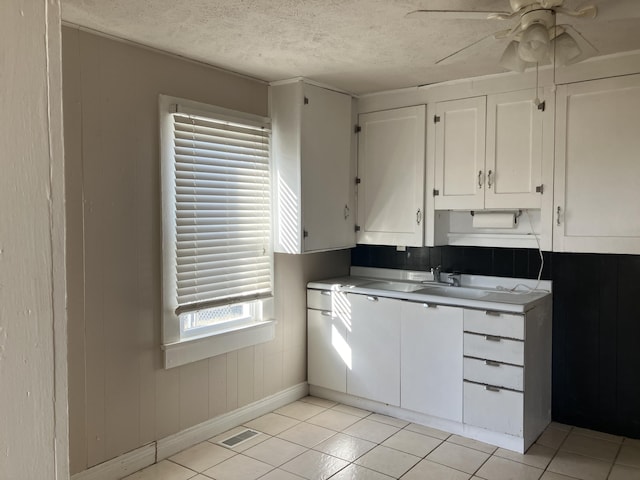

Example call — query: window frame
[159,95,275,368]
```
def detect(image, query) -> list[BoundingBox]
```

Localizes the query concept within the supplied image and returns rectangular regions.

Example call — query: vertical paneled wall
[62,27,351,475]
[352,244,640,438]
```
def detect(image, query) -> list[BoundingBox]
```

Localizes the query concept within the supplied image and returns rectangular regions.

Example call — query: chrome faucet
[431,265,441,283]
[430,266,461,286]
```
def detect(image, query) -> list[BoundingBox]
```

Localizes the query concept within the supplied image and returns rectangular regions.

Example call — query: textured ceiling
[61,0,640,94]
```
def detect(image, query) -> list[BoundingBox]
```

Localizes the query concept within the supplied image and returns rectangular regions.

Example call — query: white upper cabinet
[434,97,486,211]
[433,90,548,211]
[271,80,355,254]
[485,90,545,209]
[356,106,426,246]
[554,74,640,254]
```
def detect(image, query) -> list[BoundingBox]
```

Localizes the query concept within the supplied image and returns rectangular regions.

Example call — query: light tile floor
[124,397,640,480]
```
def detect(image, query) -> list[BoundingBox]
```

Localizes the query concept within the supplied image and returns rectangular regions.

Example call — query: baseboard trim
[156,382,309,460]
[71,382,308,480]
[70,443,156,480]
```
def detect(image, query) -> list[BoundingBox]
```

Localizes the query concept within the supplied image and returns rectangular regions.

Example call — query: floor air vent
[218,429,260,448]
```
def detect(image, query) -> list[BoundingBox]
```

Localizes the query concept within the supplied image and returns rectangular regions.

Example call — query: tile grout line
[604,439,625,480]
[129,401,640,480]
[541,424,582,479]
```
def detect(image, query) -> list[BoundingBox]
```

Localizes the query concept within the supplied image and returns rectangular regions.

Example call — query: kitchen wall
[0,1,67,478]
[352,245,640,439]
[62,26,350,475]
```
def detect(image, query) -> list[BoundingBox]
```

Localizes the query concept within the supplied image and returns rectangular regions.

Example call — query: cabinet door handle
[487,170,493,189]
[422,303,437,309]
[556,206,561,226]
[485,385,501,392]
[416,208,422,225]
[485,360,501,367]
[485,310,501,317]
[344,204,350,220]
[320,290,331,296]
[478,170,483,188]
[321,311,333,317]
[366,296,378,302]
[485,335,501,342]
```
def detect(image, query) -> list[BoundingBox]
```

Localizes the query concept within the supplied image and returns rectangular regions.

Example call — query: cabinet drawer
[464,332,524,365]
[464,309,524,340]
[307,289,333,311]
[463,357,523,391]
[464,381,523,437]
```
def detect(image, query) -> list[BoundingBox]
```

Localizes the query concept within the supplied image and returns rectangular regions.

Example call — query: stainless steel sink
[363,280,424,293]
[416,285,491,300]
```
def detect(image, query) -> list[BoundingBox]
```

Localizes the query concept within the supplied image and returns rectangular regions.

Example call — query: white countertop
[307,267,552,313]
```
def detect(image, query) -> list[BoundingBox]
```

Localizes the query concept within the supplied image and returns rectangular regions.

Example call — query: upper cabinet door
[271,81,355,254]
[554,74,640,254]
[485,89,545,210]
[300,83,354,252]
[434,97,486,211]
[356,106,426,246]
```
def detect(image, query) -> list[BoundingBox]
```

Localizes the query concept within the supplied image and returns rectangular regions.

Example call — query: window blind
[171,112,272,314]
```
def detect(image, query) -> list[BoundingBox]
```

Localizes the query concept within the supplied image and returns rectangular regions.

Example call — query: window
[160,95,274,368]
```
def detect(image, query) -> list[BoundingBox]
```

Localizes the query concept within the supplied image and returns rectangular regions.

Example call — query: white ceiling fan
[408,0,635,72]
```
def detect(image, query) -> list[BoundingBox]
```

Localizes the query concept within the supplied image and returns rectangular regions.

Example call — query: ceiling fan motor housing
[510,0,563,11]
[521,8,556,30]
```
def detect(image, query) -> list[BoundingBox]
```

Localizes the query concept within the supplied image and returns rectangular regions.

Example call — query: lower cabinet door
[307,309,348,393]
[464,381,523,436]
[347,294,401,406]
[401,302,463,421]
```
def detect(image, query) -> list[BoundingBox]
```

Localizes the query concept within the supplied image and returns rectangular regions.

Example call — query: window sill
[162,319,276,369]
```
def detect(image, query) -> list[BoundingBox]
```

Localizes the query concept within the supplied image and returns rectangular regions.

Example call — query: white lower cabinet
[464,382,524,437]
[347,293,401,406]
[307,287,552,453]
[462,306,552,450]
[401,301,463,421]
[307,289,348,393]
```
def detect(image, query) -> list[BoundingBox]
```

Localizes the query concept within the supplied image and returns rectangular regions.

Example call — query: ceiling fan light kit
[411,0,604,73]
[500,40,532,72]
[519,22,551,63]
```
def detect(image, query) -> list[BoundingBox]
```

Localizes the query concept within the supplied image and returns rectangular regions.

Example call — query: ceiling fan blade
[564,0,640,22]
[494,28,517,40]
[406,9,513,21]
[555,5,597,19]
[435,32,508,65]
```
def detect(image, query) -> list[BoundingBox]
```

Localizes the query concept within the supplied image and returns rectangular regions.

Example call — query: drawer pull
[321,311,333,317]
[485,385,501,392]
[366,296,378,302]
[485,311,501,317]
[422,303,437,309]
[485,335,501,342]
[485,360,501,367]
[320,291,331,296]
